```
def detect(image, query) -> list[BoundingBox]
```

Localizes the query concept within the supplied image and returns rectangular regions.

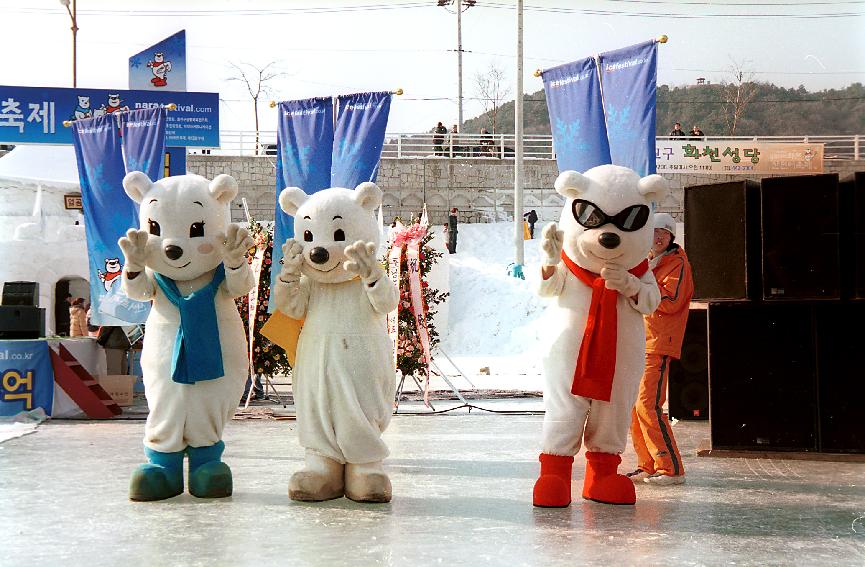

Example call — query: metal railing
[191,131,864,161]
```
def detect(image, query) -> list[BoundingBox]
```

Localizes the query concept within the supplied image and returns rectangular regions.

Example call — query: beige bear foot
[288,451,344,502]
[345,461,392,503]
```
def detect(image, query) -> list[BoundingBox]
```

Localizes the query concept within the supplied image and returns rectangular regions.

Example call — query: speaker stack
[684,172,865,454]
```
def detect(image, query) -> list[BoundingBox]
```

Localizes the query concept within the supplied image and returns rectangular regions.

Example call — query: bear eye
[148,218,161,236]
[303,230,313,242]
[334,229,345,242]
[189,221,205,238]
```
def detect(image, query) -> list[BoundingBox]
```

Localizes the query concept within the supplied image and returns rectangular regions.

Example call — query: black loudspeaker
[0,306,46,339]
[668,309,709,420]
[761,174,841,300]
[684,180,762,301]
[708,302,818,451]
[839,172,865,300]
[2,281,39,306]
[815,303,865,453]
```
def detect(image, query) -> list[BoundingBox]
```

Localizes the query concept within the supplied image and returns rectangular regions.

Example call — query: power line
[481,1,865,18]
[0,2,433,16]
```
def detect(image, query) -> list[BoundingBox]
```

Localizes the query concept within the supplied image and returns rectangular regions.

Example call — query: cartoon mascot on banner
[119,172,254,501]
[533,164,667,507]
[273,181,399,504]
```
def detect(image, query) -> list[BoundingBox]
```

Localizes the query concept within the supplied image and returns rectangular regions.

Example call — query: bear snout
[598,232,621,249]
[164,244,184,260]
[309,247,330,265]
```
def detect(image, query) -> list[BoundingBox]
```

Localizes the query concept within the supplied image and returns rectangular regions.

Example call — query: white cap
[653,212,676,236]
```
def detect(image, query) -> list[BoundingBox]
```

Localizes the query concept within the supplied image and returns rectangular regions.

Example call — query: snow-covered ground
[429,221,559,393]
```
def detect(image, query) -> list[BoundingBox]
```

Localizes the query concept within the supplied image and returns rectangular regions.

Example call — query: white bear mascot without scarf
[533,164,667,507]
[119,172,254,502]
[274,181,399,503]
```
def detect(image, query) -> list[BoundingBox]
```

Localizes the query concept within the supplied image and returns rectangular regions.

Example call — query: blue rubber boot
[187,441,233,498]
[129,447,185,502]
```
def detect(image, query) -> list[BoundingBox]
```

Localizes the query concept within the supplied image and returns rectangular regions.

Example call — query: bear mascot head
[277,181,383,284]
[553,164,667,274]
[122,172,238,281]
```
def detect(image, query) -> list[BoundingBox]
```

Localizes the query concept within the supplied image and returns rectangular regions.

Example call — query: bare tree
[721,59,759,136]
[227,61,287,155]
[474,62,511,134]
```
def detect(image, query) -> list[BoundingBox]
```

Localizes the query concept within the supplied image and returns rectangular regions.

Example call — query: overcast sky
[1,0,862,135]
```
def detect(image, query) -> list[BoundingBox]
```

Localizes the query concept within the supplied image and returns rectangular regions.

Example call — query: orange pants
[630,354,684,476]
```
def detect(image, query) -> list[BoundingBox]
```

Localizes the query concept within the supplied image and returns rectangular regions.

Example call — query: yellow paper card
[260,311,304,367]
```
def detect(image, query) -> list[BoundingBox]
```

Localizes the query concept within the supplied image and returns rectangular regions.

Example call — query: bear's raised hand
[278,239,304,284]
[118,228,149,273]
[540,222,565,266]
[218,224,254,270]
[600,265,641,297]
[343,241,382,284]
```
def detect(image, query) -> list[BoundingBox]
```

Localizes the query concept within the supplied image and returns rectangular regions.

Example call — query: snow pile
[437,221,559,388]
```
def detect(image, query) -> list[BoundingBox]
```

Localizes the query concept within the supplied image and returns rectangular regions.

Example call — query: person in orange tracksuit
[628,213,693,486]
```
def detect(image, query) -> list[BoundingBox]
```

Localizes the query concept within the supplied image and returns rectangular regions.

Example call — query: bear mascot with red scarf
[533,164,667,507]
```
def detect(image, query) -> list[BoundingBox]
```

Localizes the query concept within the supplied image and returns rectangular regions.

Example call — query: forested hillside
[460,82,865,137]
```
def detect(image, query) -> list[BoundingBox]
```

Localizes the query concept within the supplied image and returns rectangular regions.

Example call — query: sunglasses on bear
[572,199,650,232]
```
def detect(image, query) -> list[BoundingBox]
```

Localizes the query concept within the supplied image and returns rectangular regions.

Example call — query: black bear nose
[164,244,184,260]
[309,247,330,265]
[598,232,620,249]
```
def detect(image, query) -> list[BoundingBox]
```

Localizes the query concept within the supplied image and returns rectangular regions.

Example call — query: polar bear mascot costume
[274,181,399,503]
[533,165,667,507]
[119,172,254,501]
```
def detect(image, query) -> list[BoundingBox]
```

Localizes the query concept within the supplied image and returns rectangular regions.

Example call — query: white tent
[0,145,88,335]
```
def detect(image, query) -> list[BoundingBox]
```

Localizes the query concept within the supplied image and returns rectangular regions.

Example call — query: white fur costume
[273,182,398,502]
[539,165,666,457]
[120,173,254,453]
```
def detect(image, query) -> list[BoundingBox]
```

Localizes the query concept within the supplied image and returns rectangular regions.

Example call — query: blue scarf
[154,264,226,385]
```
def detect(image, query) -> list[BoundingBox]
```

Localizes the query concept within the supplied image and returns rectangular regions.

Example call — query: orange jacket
[644,246,694,359]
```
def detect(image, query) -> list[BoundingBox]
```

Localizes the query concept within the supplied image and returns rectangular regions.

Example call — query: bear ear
[554,170,590,200]
[209,174,239,205]
[637,174,668,203]
[354,182,383,211]
[122,171,153,204]
[278,187,309,217]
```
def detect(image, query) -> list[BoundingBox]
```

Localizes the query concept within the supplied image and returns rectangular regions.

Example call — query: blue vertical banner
[598,40,658,176]
[0,340,55,417]
[71,107,166,325]
[271,98,335,303]
[542,57,611,173]
[331,92,392,187]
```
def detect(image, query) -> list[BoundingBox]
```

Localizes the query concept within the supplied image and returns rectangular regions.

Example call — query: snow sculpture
[532,164,667,507]
[273,182,399,503]
[120,172,254,501]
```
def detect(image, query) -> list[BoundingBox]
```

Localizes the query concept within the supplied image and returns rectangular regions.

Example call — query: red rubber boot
[582,451,636,505]
[532,453,574,508]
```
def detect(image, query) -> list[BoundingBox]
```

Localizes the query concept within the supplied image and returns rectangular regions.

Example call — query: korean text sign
[0,340,54,417]
[0,85,218,147]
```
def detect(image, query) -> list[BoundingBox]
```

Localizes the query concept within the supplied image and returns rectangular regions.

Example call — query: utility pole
[512,0,525,278]
[437,0,475,128]
[60,0,78,88]
[456,0,463,127]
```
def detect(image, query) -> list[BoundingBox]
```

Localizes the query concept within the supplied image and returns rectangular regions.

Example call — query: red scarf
[560,252,648,402]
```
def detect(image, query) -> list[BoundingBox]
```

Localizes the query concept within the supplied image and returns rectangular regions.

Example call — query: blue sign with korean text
[0,85,218,147]
[0,340,54,417]
[72,108,166,325]
[331,91,392,187]
[542,57,610,174]
[270,97,335,306]
[598,40,658,176]
[129,30,187,92]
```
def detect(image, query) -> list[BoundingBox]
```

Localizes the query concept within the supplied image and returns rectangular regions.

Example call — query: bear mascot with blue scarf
[273,181,399,503]
[119,171,254,501]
